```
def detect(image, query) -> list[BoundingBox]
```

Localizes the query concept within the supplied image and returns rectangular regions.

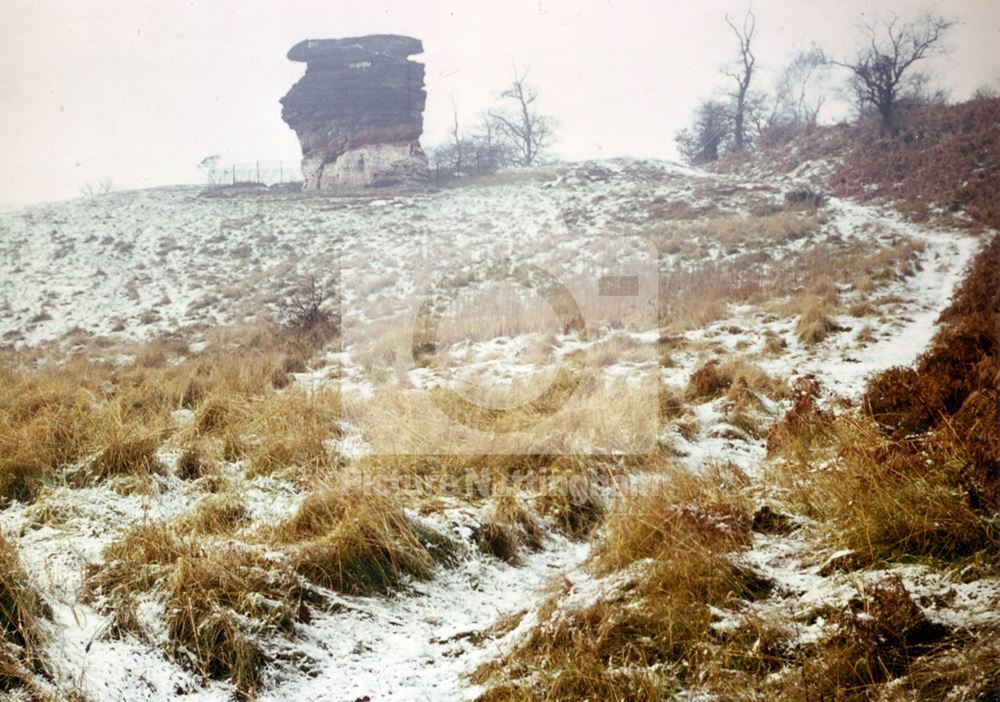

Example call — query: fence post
[279,161,283,183]
[232,164,236,185]
[256,161,260,184]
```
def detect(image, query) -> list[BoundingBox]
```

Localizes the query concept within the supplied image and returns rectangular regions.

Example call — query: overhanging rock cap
[287,35,424,63]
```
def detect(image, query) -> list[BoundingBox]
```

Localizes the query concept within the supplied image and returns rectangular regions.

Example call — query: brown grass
[0,365,96,503]
[687,357,789,402]
[877,625,1000,701]
[536,477,606,540]
[83,521,314,697]
[175,440,221,481]
[717,98,1000,232]
[245,388,341,478]
[646,212,821,255]
[0,533,48,697]
[474,493,545,564]
[793,293,841,345]
[162,548,304,696]
[0,320,339,504]
[279,487,458,595]
[179,494,249,534]
[474,465,767,699]
[778,575,949,700]
[833,419,994,566]
[84,406,164,481]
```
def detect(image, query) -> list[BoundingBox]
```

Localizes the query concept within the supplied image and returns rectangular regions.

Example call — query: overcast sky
[1,0,997,205]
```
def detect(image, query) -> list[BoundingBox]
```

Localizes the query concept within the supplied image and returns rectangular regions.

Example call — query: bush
[790,575,948,699]
[281,277,338,344]
[686,360,731,400]
[784,187,825,208]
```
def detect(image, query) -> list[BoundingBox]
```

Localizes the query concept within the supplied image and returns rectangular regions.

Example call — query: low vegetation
[473,192,999,701]
[0,316,341,506]
[279,487,457,594]
[1,102,996,699]
[0,534,49,697]
[473,465,767,700]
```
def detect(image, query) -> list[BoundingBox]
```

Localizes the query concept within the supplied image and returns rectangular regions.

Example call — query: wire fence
[429,147,506,187]
[206,160,302,186]
[203,151,507,189]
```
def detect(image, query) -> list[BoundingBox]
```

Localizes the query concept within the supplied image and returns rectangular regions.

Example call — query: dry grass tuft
[0,365,96,503]
[593,471,753,572]
[537,480,606,539]
[175,440,221,481]
[83,522,310,697]
[179,494,249,535]
[0,533,49,696]
[246,388,341,478]
[85,408,164,481]
[766,390,834,460]
[163,548,304,697]
[280,488,457,595]
[793,293,841,345]
[84,522,199,600]
[474,493,545,564]
[687,357,789,403]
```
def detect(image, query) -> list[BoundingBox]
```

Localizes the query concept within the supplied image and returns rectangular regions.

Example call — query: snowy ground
[1,159,995,700]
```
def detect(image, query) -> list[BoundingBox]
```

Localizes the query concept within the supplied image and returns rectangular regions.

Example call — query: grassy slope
[474,99,1000,701]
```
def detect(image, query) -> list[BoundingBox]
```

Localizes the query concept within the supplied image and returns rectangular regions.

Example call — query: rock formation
[280,35,428,190]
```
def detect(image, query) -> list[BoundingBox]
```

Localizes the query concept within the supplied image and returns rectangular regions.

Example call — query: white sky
[1,0,997,205]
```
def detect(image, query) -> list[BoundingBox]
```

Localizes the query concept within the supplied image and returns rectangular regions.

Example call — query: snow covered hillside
[0,160,996,701]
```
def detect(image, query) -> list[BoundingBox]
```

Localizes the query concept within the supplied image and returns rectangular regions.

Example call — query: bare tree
[830,13,953,134]
[429,98,478,179]
[490,67,553,167]
[774,48,829,128]
[723,6,757,151]
[448,96,465,176]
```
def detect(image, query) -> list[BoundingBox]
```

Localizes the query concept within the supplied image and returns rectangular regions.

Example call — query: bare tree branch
[724,5,757,151]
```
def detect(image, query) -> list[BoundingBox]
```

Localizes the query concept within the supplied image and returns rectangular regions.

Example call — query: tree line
[429,67,554,178]
[676,8,959,165]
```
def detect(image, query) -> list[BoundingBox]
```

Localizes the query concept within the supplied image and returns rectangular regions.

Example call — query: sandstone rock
[280,35,428,190]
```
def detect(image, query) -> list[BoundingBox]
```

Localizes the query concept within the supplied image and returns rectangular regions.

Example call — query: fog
[1,0,997,205]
